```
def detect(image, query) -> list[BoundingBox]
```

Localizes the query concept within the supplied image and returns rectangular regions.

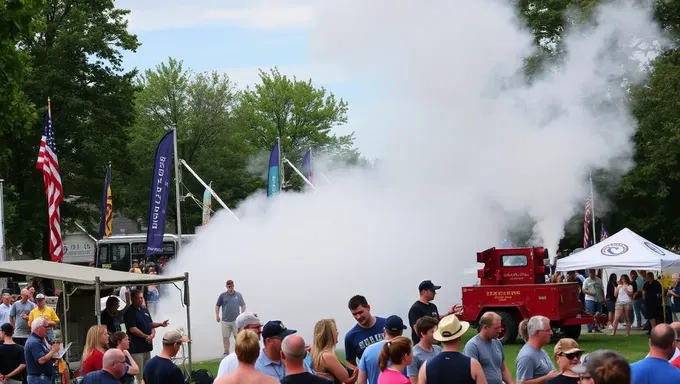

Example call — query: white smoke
[153,0,666,361]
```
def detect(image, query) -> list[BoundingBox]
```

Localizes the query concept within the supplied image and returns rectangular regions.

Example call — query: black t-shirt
[143,356,184,384]
[0,343,25,376]
[281,372,333,384]
[546,374,579,384]
[632,280,638,293]
[101,310,122,334]
[408,301,440,343]
[643,280,662,305]
[606,281,616,300]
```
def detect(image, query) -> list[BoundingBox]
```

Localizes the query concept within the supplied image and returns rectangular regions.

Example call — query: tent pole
[62,280,69,364]
[95,276,101,326]
[184,272,192,377]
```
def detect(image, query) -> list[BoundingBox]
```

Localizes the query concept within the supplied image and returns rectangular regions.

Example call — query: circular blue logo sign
[644,242,665,256]
[601,243,629,256]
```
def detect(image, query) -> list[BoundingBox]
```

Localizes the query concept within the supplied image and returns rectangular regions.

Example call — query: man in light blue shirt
[255,320,314,380]
[357,315,407,384]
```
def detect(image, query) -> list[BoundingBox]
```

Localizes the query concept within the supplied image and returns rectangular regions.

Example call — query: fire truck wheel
[495,311,518,345]
[561,325,582,340]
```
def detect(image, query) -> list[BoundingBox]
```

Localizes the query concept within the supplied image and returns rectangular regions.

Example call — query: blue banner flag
[145,130,174,257]
[267,138,280,196]
[302,149,314,185]
[98,165,112,239]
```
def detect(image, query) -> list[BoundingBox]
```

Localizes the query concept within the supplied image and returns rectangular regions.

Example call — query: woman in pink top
[377,336,413,384]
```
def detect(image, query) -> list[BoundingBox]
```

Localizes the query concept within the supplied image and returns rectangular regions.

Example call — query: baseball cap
[554,338,582,356]
[385,315,407,332]
[162,330,183,345]
[226,280,234,286]
[572,350,626,375]
[36,293,46,300]
[262,320,296,340]
[236,312,262,329]
[418,280,441,291]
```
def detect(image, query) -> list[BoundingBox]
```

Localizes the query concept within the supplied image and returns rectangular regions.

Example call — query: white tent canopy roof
[556,228,680,271]
[0,259,185,287]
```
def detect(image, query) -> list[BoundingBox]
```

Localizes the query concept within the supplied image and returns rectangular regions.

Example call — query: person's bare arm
[124,350,139,375]
[215,305,221,322]
[38,343,60,365]
[357,369,368,384]
[322,352,353,382]
[471,359,488,384]
[501,362,514,384]
[417,361,428,384]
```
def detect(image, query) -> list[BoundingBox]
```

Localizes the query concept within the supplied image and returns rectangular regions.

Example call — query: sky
[114,0,382,158]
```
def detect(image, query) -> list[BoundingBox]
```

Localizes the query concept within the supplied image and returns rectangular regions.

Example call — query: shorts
[221,321,237,339]
[615,302,632,310]
[606,299,615,313]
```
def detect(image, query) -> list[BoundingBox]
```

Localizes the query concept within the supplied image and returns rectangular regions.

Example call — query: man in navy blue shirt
[81,349,128,384]
[344,295,386,369]
[124,289,169,382]
[24,317,60,384]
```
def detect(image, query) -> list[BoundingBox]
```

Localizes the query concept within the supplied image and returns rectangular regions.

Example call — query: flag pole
[589,174,597,243]
[179,159,240,222]
[283,158,316,189]
[173,128,183,248]
[0,179,5,268]
[278,137,284,190]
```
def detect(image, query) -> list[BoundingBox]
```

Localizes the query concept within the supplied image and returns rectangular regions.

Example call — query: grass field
[191,330,651,378]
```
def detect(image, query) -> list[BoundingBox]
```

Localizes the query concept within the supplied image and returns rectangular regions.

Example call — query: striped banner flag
[600,222,609,242]
[583,198,592,248]
[36,99,64,262]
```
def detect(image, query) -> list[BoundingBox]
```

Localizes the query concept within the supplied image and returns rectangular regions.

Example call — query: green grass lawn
[191,330,651,378]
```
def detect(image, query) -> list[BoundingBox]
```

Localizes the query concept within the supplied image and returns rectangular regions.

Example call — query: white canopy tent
[556,228,680,271]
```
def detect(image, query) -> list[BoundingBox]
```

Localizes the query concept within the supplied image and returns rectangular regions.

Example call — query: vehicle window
[97,245,109,265]
[131,243,146,258]
[501,255,527,267]
[111,244,130,263]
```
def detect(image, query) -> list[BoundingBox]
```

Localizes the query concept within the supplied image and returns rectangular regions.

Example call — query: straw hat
[434,314,470,342]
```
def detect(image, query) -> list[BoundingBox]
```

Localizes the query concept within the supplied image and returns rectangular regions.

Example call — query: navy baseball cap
[418,280,441,291]
[262,320,296,340]
[385,315,407,332]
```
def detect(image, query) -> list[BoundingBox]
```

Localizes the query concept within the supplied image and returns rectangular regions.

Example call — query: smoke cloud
[154,0,666,360]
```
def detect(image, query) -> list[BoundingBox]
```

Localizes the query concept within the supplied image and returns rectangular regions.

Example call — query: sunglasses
[560,352,582,360]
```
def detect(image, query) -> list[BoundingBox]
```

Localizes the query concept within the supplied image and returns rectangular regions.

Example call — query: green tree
[233,67,358,189]
[7,0,139,257]
[127,58,258,232]
[611,50,680,245]
[0,0,44,253]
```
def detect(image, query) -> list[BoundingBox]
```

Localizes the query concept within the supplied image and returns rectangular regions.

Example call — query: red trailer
[460,247,606,344]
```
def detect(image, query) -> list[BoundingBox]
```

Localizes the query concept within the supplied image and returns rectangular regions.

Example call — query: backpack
[191,369,214,384]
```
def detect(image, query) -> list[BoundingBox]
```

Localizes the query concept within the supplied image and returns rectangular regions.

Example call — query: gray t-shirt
[463,334,505,384]
[516,344,554,381]
[216,291,245,322]
[10,300,36,338]
[407,343,442,377]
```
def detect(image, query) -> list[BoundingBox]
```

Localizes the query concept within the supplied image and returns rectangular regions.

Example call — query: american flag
[583,198,592,248]
[36,100,64,262]
[600,222,609,242]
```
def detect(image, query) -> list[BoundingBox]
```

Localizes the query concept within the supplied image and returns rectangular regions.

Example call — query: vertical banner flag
[98,165,113,239]
[267,138,281,196]
[600,222,609,242]
[202,183,212,225]
[145,130,174,257]
[36,99,64,262]
[302,149,315,185]
[583,198,592,248]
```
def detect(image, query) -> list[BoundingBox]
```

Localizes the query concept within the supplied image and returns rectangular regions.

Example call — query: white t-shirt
[216,353,239,378]
[616,285,633,304]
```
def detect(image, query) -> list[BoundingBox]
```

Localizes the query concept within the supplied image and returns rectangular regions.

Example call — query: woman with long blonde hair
[311,319,357,383]
[81,324,109,374]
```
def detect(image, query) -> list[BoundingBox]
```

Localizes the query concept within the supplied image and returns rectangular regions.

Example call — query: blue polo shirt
[124,305,154,353]
[631,356,680,384]
[81,370,121,384]
[24,333,53,377]
[255,349,314,380]
[358,340,407,384]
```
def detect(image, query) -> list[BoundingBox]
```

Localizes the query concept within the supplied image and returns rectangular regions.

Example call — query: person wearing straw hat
[416,314,487,384]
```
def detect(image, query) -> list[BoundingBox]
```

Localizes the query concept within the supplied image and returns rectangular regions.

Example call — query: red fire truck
[460,247,606,344]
